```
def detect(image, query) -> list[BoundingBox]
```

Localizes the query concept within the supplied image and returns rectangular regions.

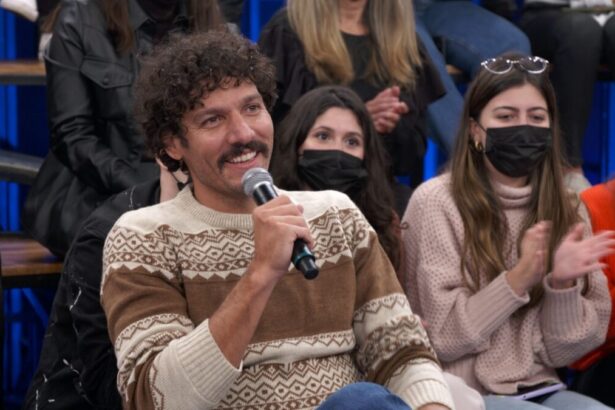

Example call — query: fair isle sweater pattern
[101,188,453,410]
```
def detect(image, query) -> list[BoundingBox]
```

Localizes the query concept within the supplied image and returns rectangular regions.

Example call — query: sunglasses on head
[480,56,549,75]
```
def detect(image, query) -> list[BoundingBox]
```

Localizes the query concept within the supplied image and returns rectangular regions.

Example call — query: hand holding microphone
[242,168,319,280]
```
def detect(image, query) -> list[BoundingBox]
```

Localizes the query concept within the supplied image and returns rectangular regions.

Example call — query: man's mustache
[218,141,269,170]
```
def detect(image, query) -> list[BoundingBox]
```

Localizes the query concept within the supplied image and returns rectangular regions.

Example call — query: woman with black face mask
[271,86,405,274]
[403,54,615,410]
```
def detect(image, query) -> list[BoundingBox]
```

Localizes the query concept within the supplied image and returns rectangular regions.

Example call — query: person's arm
[102,195,313,409]
[402,178,529,363]
[342,197,452,410]
[46,2,146,194]
[537,206,614,367]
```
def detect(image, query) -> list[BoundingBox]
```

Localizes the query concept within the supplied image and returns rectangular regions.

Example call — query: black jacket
[23,0,189,256]
[23,179,160,410]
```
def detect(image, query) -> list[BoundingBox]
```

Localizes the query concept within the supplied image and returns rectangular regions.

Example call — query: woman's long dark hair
[102,0,225,54]
[271,85,403,272]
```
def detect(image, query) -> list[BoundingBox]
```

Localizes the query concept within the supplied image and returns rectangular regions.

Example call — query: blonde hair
[287,0,422,89]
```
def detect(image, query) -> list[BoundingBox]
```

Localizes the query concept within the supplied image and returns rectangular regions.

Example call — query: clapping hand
[551,224,615,289]
[365,86,409,134]
[506,221,551,296]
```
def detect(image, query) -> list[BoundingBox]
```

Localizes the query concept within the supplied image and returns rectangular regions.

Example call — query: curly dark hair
[134,30,278,172]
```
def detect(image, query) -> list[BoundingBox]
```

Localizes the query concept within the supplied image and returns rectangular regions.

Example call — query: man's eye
[246,104,262,114]
[202,116,221,127]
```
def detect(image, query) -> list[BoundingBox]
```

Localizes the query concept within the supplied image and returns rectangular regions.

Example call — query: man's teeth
[228,151,257,163]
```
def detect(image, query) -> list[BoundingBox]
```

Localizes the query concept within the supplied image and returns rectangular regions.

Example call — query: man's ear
[163,136,183,161]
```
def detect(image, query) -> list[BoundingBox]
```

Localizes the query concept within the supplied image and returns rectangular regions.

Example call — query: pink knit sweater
[402,173,611,395]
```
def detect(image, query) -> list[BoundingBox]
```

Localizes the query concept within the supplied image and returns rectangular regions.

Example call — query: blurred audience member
[259,0,445,188]
[22,0,225,257]
[518,0,615,192]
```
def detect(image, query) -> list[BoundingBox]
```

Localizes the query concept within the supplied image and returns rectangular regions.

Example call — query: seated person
[101,30,454,409]
[518,0,615,192]
[23,164,187,409]
[413,0,531,153]
[22,0,224,257]
[402,54,615,409]
[259,0,445,188]
[270,85,407,271]
[570,179,615,407]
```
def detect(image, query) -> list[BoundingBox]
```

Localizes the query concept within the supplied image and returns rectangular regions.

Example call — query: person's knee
[319,382,410,410]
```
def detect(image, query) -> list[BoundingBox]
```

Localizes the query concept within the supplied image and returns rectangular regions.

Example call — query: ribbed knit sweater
[101,187,454,409]
[402,174,611,395]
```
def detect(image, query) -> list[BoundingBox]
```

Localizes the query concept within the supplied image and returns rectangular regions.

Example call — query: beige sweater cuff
[466,272,529,338]
[541,273,584,335]
[387,361,455,409]
[174,319,242,406]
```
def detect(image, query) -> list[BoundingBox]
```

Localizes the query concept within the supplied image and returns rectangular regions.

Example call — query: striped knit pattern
[102,187,454,409]
[402,173,611,395]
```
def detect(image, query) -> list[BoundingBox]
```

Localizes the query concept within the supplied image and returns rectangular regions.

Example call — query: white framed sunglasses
[480,56,550,75]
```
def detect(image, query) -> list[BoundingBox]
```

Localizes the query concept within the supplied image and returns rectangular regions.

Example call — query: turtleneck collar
[490,178,532,210]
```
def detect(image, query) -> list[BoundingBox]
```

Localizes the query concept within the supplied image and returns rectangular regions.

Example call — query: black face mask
[298,150,368,195]
[484,125,552,178]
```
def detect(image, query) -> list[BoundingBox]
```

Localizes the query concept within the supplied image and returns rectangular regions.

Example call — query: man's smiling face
[165,81,274,213]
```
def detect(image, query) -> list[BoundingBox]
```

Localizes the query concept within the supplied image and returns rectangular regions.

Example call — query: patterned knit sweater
[101,187,454,409]
[402,174,611,395]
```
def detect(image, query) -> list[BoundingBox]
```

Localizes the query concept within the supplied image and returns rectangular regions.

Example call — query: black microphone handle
[251,183,319,280]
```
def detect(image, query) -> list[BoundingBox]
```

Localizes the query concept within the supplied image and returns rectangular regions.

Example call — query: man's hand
[365,86,409,134]
[209,195,314,367]
[250,195,314,285]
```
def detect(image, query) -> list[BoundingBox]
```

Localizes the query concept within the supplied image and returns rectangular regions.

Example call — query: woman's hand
[551,224,615,289]
[506,221,550,296]
[365,86,409,134]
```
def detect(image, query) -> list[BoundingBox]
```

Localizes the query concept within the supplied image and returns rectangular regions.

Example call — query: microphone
[242,167,319,280]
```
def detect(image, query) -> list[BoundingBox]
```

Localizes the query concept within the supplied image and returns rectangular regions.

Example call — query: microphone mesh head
[242,167,273,196]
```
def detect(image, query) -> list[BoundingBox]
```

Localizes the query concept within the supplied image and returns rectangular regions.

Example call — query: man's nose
[227,111,256,144]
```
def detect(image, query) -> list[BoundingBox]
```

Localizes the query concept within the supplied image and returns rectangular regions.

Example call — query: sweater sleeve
[537,204,612,367]
[342,203,454,409]
[101,222,241,409]
[402,178,529,363]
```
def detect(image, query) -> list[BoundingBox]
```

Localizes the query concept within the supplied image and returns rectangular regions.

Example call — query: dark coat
[23,179,160,410]
[22,0,189,256]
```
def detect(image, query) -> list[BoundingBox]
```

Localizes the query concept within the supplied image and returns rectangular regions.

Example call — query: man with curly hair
[100,30,454,410]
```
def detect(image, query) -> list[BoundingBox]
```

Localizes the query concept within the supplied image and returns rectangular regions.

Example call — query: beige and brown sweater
[101,187,454,409]
[402,173,611,395]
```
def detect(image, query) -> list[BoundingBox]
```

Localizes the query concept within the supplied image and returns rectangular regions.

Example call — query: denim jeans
[414,0,531,153]
[317,382,411,410]
[483,390,614,409]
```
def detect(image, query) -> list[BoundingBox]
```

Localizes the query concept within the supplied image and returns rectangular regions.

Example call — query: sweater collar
[490,178,532,209]
[175,186,254,230]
